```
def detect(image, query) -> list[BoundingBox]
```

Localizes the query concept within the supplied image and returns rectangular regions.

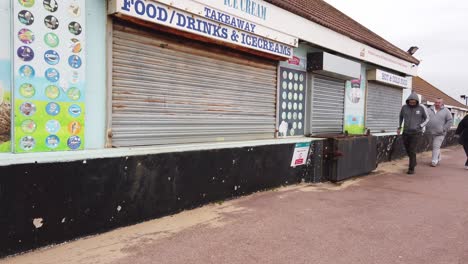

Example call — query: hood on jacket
[406,92,420,105]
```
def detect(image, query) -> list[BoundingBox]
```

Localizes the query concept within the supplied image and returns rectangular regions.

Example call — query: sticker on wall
[18,0,35,8]
[45,102,60,116]
[44,50,60,65]
[45,119,60,134]
[67,135,81,150]
[68,22,82,35]
[18,10,35,25]
[19,102,36,116]
[44,32,59,47]
[45,135,60,149]
[68,121,81,135]
[45,85,60,99]
[67,87,80,100]
[45,68,59,82]
[17,46,34,61]
[20,136,36,151]
[21,119,37,133]
[43,0,58,12]
[68,104,81,117]
[18,28,35,44]
[70,70,79,84]
[68,55,81,68]
[69,38,82,53]
[19,83,35,98]
[44,15,59,29]
[69,3,80,17]
[19,65,35,79]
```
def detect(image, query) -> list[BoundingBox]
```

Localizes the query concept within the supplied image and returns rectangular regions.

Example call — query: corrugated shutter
[111,22,277,147]
[310,75,345,134]
[366,82,403,133]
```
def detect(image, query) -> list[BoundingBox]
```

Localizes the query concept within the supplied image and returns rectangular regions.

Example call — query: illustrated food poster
[278,67,306,137]
[13,0,86,153]
[344,77,366,134]
[0,0,12,152]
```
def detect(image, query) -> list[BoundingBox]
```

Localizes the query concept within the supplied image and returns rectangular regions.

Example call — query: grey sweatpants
[432,135,445,163]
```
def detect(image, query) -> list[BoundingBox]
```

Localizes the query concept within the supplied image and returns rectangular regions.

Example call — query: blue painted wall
[85,0,107,149]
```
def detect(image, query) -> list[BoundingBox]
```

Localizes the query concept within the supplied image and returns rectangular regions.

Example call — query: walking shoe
[407,169,415,175]
[430,162,437,167]
[465,166,468,170]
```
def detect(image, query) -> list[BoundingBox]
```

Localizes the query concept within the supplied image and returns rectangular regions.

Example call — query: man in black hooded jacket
[397,93,429,174]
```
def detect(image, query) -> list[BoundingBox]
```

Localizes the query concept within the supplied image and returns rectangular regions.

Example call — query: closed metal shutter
[366,82,403,133]
[310,75,345,134]
[111,22,277,147]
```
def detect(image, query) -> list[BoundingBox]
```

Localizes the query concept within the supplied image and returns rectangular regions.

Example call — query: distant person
[426,98,453,166]
[397,93,429,174]
[455,113,468,169]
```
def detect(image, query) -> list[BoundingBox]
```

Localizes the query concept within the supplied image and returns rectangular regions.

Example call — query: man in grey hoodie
[397,93,429,174]
[425,98,453,166]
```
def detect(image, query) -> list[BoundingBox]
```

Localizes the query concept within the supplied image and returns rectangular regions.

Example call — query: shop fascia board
[108,0,296,58]
[367,69,412,89]
[180,0,418,76]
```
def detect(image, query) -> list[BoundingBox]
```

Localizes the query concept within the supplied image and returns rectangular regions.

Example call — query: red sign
[287,56,300,66]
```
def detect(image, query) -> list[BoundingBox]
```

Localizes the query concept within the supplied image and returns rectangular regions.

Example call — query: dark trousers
[464,144,468,166]
[403,133,420,170]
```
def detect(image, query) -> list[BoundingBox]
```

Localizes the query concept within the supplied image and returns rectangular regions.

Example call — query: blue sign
[46,120,61,134]
[46,102,61,116]
[45,68,60,82]
[19,65,35,79]
[68,55,82,69]
[67,136,81,150]
[45,135,60,149]
[44,50,60,65]
[68,104,82,117]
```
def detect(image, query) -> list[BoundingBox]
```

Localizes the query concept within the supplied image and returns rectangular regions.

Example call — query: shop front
[0,0,423,257]
[366,69,411,134]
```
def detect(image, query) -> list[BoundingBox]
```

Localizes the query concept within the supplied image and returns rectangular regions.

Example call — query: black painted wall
[376,129,460,164]
[0,141,325,257]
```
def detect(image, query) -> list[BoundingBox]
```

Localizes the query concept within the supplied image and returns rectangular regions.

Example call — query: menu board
[278,67,306,137]
[13,0,86,153]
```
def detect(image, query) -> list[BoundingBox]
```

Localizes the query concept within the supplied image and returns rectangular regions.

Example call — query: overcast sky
[323,0,468,105]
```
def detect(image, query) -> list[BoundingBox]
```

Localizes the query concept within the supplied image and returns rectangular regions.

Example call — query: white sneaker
[465,166,468,170]
[431,161,438,167]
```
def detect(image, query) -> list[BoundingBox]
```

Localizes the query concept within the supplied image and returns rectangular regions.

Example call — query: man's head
[407,99,418,107]
[434,98,443,110]
[406,92,420,107]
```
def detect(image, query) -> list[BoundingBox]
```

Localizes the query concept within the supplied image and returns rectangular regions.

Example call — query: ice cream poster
[344,73,366,134]
[13,0,86,153]
[0,0,11,152]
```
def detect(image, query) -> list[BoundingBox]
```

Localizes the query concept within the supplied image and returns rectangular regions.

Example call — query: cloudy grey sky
[323,0,468,105]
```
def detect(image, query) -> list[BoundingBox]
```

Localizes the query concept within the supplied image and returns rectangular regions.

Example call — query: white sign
[367,69,411,89]
[290,142,310,167]
[109,0,295,58]
[185,0,418,76]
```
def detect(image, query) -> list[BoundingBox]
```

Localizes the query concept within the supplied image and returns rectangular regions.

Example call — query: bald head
[434,98,443,110]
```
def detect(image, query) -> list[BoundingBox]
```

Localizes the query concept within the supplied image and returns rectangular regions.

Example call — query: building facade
[0,0,421,256]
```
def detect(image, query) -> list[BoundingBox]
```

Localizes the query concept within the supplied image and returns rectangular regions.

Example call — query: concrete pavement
[2,146,468,264]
